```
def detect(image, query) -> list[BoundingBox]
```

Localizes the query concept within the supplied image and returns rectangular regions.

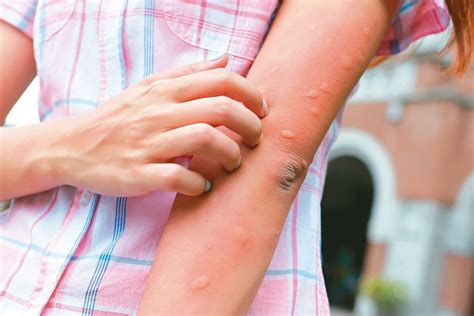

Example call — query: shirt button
[80,191,92,206]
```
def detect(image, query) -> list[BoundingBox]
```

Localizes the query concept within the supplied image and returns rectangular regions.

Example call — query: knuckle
[193,124,215,147]
[214,97,234,119]
[149,81,167,95]
[122,168,137,182]
[215,68,233,84]
[139,75,157,86]
[120,168,148,195]
[171,78,187,97]
[127,84,150,99]
[162,165,184,188]
[150,103,174,121]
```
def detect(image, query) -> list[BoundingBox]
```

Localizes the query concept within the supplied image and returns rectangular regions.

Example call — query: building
[322,30,473,316]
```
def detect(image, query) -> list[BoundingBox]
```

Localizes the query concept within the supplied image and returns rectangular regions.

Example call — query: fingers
[139,163,210,196]
[140,54,229,85]
[160,96,262,147]
[153,123,241,172]
[167,68,267,118]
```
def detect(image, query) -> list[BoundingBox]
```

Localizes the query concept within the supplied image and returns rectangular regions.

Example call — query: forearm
[0,21,36,124]
[0,118,70,199]
[139,1,399,314]
[0,21,43,199]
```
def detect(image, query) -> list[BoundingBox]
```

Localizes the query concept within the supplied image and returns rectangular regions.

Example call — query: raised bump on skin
[309,106,319,116]
[281,130,295,139]
[319,82,331,94]
[340,55,353,69]
[190,276,210,290]
[232,225,251,247]
[306,89,319,99]
[301,159,308,170]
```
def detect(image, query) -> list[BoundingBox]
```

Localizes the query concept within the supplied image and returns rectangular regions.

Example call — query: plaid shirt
[0,0,449,315]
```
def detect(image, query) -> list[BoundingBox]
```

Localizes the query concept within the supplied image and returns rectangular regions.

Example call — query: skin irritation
[309,106,319,116]
[340,55,353,69]
[301,159,308,170]
[138,0,401,311]
[280,129,295,139]
[190,275,210,290]
[319,81,331,94]
[232,225,251,248]
[306,89,319,99]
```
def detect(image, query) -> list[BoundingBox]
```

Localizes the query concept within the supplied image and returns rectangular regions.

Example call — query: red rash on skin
[138,0,400,314]
[231,225,252,248]
[190,276,210,290]
[341,55,353,69]
[309,106,320,116]
[319,81,332,94]
[306,89,319,99]
[280,130,295,139]
[301,159,308,170]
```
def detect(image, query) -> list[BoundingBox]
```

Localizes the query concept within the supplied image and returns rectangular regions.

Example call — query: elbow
[277,157,308,191]
[268,149,310,193]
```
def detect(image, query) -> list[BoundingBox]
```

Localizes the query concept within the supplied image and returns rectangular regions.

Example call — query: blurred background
[322,28,473,316]
[4,26,473,316]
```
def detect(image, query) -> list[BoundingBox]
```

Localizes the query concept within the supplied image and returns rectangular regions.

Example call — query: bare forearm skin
[0,116,76,200]
[0,21,45,200]
[139,1,399,314]
[0,22,36,124]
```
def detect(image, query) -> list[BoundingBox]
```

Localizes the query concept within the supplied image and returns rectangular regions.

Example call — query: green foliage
[359,277,408,309]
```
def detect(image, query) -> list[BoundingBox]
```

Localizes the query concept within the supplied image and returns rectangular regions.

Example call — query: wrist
[0,120,67,199]
[25,122,63,190]
[28,115,82,189]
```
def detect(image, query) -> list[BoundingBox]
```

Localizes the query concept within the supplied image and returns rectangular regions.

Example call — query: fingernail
[262,98,268,116]
[210,53,227,62]
[204,180,213,193]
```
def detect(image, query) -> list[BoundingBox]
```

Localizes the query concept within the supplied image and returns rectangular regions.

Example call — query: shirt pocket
[161,0,278,60]
[40,0,76,42]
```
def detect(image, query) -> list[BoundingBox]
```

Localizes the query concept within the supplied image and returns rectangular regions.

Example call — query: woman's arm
[139,0,400,314]
[0,42,265,200]
[0,21,36,125]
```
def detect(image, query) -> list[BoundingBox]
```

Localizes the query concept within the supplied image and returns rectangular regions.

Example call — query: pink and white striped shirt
[0,0,449,315]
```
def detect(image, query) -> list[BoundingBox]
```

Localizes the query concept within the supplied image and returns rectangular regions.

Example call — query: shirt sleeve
[0,0,38,39]
[376,0,450,56]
